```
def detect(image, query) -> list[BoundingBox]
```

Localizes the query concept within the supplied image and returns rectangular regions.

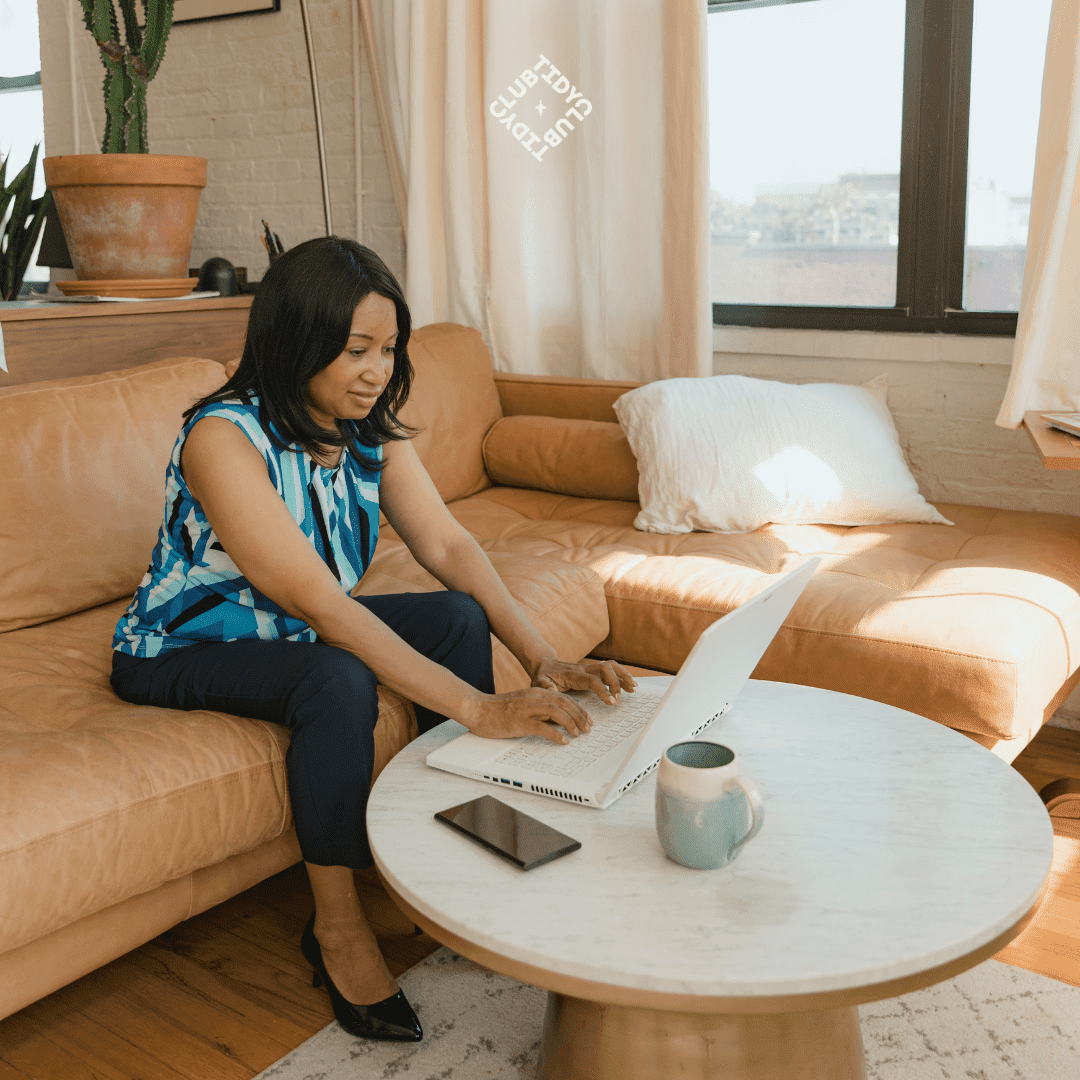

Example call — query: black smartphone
[434,795,581,871]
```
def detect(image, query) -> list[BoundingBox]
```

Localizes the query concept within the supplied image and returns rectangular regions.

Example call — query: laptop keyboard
[494,692,658,779]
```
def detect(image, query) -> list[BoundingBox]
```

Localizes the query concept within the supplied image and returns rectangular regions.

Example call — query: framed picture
[173,0,281,24]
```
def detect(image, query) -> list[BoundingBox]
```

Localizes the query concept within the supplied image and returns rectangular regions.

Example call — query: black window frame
[708,0,1020,336]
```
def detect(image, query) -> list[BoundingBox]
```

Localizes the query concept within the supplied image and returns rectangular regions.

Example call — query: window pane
[0,0,41,79]
[708,0,906,307]
[0,87,45,195]
[963,0,1053,311]
[0,0,46,287]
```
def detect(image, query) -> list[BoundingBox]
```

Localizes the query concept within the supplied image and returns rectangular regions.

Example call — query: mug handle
[725,776,765,858]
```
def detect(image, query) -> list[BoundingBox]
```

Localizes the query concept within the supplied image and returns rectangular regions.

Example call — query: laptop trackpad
[430,730,523,768]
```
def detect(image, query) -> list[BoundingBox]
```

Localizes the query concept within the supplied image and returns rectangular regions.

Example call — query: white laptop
[426,556,820,809]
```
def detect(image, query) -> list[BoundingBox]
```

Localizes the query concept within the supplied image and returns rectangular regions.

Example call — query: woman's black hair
[183,236,415,467]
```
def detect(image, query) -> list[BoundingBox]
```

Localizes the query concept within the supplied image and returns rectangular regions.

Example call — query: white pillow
[612,373,952,535]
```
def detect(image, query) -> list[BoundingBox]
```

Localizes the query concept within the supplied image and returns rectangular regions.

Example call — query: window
[0,0,47,294]
[707,0,1054,335]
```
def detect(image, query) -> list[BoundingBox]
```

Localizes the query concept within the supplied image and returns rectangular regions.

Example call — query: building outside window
[0,0,47,293]
[708,0,1054,333]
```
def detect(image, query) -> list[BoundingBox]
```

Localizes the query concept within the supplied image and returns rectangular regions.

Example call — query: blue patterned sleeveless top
[112,394,381,658]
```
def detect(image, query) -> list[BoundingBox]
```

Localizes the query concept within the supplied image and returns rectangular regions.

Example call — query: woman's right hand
[463,687,593,744]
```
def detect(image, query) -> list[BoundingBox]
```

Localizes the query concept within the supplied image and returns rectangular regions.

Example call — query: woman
[110,237,634,1043]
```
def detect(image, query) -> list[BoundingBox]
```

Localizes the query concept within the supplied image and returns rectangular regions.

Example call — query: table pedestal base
[535,992,867,1080]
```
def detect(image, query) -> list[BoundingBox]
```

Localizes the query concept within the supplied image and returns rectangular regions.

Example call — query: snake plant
[80,0,175,154]
[1,145,52,301]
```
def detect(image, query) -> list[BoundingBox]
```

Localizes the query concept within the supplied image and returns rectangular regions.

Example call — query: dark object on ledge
[197,257,239,297]
[190,265,248,287]
[36,199,73,269]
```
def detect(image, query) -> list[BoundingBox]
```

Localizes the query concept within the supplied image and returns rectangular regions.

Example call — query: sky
[0,0,46,279]
[0,0,44,180]
[0,0,39,79]
[708,0,1054,205]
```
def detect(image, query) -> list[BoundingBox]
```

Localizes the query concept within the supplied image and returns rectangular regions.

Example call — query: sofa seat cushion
[356,550,610,691]
[0,600,416,955]
[434,487,1080,743]
[0,549,605,955]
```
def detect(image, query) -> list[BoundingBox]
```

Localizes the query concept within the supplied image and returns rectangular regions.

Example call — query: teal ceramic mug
[655,741,765,870]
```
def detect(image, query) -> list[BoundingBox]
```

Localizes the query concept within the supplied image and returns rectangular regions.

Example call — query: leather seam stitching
[0,359,219,400]
[0,760,285,858]
[606,595,1019,666]
[522,573,605,625]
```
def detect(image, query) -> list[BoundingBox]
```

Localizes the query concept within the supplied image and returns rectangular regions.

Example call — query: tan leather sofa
[3,321,1079,1019]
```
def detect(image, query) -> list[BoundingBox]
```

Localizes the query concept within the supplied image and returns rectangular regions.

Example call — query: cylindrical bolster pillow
[482,415,639,501]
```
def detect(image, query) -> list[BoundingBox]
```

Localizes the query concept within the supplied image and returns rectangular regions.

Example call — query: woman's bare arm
[180,417,590,742]
[380,439,635,704]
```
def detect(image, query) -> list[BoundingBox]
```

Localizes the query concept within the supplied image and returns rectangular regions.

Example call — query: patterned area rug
[255,948,1080,1080]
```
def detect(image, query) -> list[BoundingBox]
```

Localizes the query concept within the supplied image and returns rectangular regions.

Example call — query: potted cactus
[42,1,207,296]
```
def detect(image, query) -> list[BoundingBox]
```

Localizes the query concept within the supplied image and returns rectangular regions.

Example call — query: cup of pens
[262,220,284,264]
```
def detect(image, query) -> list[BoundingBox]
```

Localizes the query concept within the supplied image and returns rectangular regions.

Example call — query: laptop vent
[691,707,726,738]
[616,761,659,796]
[615,707,726,797]
[529,784,585,803]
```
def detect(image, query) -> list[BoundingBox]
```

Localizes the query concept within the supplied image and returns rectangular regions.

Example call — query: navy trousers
[111,591,495,869]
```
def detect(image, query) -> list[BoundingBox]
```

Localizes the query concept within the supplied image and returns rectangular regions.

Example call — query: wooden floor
[991,725,1080,984]
[3,725,1080,1080]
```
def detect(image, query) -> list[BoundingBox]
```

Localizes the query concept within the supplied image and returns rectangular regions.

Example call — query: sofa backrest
[397,322,503,504]
[0,357,228,632]
[0,324,501,633]
[494,372,642,423]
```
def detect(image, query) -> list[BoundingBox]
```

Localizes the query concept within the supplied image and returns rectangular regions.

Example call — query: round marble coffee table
[367,679,1053,1080]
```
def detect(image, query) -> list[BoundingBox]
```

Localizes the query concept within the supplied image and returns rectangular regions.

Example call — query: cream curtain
[357,0,711,381]
[996,0,1080,428]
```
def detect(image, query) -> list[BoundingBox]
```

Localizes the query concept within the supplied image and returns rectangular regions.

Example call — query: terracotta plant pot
[42,154,207,283]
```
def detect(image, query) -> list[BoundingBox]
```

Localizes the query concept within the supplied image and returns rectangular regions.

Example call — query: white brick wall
[37,0,404,284]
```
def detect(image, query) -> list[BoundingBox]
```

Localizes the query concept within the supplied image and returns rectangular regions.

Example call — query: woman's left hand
[531,658,637,706]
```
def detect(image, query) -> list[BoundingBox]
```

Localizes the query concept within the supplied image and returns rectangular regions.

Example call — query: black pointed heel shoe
[301,913,423,1042]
